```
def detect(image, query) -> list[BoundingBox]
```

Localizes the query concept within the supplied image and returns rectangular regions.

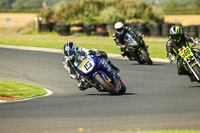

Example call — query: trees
[12,0,43,9]
[0,0,11,9]
[53,0,164,24]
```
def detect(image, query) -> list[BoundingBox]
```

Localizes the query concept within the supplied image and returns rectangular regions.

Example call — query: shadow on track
[87,93,137,96]
[130,62,165,66]
[189,85,200,88]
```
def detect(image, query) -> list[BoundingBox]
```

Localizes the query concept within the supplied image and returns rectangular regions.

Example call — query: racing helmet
[114,22,124,35]
[63,42,76,56]
[169,26,182,42]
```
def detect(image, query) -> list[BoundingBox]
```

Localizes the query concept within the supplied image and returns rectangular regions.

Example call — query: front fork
[186,56,200,80]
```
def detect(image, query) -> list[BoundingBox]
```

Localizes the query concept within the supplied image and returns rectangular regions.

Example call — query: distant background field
[164,15,200,26]
[0,13,37,32]
[1,13,200,31]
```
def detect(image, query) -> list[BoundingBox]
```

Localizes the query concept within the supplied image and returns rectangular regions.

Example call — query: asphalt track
[0,48,200,133]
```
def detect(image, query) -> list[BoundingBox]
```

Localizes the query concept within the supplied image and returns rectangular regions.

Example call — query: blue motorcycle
[76,54,126,95]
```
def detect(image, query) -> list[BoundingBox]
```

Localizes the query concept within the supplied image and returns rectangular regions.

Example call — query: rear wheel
[140,49,153,65]
[94,74,118,95]
[193,65,200,81]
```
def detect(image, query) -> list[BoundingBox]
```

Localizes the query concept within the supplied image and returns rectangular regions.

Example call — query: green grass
[0,81,47,101]
[0,33,167,59]
[102,131,200,133]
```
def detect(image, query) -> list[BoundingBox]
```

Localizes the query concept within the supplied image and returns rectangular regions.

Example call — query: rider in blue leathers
[63,42,119,90]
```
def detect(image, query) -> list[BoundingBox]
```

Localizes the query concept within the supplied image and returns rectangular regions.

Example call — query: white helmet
[114,22,124,35]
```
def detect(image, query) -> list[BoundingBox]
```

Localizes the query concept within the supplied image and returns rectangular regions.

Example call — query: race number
[78,58,95,74]
[84,61,92,71]
[179,46,194,61]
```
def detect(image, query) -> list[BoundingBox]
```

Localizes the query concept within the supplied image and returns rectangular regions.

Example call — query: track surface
[0,48,200,133]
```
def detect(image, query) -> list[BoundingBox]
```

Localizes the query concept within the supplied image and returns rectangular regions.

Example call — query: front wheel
[140,49,153,65]
[192,65,200,81]
[94,74,118,95]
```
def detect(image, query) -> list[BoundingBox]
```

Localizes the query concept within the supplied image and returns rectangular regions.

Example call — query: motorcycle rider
[63,42,120,90]
[112,21,147,60]
[166,25,199,81]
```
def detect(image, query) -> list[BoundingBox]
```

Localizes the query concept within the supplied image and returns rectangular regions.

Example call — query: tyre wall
[40,22,200,38]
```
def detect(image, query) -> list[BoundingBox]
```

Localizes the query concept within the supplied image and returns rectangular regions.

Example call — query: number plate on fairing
[179,46,194,61]
[78,57,95,74]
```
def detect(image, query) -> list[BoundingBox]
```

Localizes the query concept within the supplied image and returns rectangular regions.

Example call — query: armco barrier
[94,23,109,36]
[198,26,200,38]
[183,26,190,34]
[83,24,95,35]
[146,23,162,37]
[39,22,200,38]
[40,23,54,32]
[54,23,70,35]
[189,25,198,38]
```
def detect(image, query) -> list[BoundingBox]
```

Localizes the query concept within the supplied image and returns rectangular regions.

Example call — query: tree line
[1,0,200,24]
[39,0,164,24]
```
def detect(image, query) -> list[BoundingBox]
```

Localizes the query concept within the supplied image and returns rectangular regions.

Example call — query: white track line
[0,88,53,104]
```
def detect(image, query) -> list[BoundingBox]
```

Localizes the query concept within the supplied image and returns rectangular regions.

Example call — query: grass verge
[102,130,200,133]
[0,81,47,102]
[0,33,167,59]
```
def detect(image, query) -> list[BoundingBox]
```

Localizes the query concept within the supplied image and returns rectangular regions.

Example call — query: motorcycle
[76,54,126,95]
[173,45,200,82]
[124,32,153,65]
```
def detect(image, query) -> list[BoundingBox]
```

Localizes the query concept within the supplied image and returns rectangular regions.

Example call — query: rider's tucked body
[63,42,119,90]
[166,26,199,81]
[112,22,147,60]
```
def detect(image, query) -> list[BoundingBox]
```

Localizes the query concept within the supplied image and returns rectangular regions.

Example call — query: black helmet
[63,42,76,56]
[169,26,182,42]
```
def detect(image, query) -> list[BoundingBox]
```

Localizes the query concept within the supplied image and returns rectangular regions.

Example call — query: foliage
[162,0,200,15]
[12,0,43,9]
[53,0,164,24]
[39,7,54,23]
[0,0,11,9]
[98,7,124,23]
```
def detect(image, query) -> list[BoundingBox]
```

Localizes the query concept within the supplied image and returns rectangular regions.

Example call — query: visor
[64,47,76,56]
[116,27,124,33]
[170,34,180,40]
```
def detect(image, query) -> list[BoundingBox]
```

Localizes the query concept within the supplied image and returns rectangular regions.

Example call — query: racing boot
[127,53,134,60]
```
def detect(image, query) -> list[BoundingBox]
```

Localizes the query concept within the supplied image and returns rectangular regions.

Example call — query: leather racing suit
[63,47,119,90]
[166,33,199,81]
[113,27,146,60]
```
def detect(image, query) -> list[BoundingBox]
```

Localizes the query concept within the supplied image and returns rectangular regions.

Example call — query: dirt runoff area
[0,13,37,29]
[165,15,200,26]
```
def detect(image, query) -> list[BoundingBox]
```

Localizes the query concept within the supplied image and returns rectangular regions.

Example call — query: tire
[118,80,126,95]
[129,50,144,64]
[140,49,153,65]
[94,74,118,95]
[192,65,200,81]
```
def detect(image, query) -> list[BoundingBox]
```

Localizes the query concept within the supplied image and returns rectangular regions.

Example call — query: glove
[170,55,176,62]
[120,44,126,49]
[88,50,96,55]
[121,51,126,57]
